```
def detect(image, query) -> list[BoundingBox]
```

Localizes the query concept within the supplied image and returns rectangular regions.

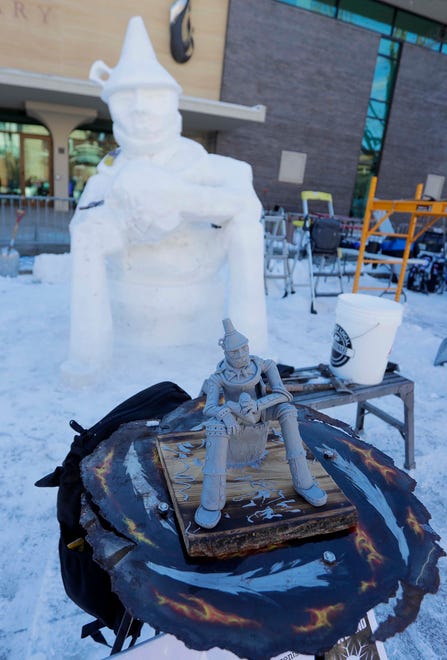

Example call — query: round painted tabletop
[80,402,444,658]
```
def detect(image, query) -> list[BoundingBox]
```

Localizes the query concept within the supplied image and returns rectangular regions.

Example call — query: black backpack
[309,216,341,253]
[35,380,191,652]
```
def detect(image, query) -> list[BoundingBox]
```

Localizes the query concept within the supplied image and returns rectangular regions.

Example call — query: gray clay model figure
[194,319,327,529]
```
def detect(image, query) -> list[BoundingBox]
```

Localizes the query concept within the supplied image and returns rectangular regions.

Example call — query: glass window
[0,122,49,136]
[69,129,117,200]
[368,99,388,121]
[23,137,51,197]
[277,0,447,56]
[370,55,397,102]
[0,120,52,196]
[351,151,380,218]
[378,38,400,59]
[362,117,385,151]
[337,0,393,35]
[275,0,336,18]
[393,10,442,50]
[0,132,20,194]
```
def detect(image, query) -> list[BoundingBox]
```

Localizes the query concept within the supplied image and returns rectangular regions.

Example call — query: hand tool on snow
[0,208,26,277]
[317,363,353,394]
[7,208,25,253]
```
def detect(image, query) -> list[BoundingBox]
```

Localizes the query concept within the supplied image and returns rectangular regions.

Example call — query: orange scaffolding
[352,177,447,301]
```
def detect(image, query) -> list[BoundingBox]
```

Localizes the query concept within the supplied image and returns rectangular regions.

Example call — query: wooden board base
[156,430,357,558]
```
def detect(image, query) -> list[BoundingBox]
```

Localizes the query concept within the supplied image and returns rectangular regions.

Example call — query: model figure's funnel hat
[89,16,182,102]
[219,319,249,352]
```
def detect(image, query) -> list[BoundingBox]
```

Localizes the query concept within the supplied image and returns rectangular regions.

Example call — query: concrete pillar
[25,101,97,204]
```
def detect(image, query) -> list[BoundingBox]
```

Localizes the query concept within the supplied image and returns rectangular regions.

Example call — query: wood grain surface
[157,429,357,558]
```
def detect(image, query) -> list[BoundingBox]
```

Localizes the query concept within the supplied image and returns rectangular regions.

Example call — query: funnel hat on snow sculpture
[89,16,182,102]
[218,319,249,352]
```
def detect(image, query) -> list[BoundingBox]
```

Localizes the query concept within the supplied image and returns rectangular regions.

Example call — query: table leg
[111,611,136,655]
[355,402,366,433]
[399,388,416,470]
[355,390,415,470]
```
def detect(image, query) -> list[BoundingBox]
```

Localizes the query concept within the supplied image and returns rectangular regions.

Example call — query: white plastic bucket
[330,293,403,385]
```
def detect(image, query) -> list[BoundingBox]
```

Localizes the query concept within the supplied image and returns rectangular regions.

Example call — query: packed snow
[65,16,267,383]
[1,256,446,659]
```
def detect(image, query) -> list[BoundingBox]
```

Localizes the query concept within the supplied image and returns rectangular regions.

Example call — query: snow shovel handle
[8,209,26,252]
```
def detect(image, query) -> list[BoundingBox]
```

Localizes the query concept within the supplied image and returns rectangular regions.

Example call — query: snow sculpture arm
[71,175,125,249]
[186,156,267,352]
[180,157,262,226]
[63,171,127,382]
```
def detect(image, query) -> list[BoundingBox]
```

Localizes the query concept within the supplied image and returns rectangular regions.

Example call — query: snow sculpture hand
[107,160,184,242]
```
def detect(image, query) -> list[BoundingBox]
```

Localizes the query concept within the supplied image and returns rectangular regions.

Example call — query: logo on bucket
[331,324,354,367]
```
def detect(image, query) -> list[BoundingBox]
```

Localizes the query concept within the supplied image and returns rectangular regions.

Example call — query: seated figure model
[62,16,267,383]
[195,319,327,529]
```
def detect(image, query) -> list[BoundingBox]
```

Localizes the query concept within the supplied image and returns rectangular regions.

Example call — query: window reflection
[363,117,385,150]
[393,10,442,50]
[371,55,397,102]
[351,152,379,219]
[0,122,49,136]
[0,132,20,194]
[276,0,446,54]
[337,0,393,35]
[24,137,51,197]
[378,38,400,59]
[69,129,117,200]
[0,123,51,196]
[353,36,401,217]
[277,0,336,17]
[368,99,388,121]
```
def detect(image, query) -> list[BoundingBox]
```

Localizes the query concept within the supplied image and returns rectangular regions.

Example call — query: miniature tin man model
[195,319,327,529]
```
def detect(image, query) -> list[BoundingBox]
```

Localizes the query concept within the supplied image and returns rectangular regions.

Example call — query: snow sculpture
[62,16,267,382]
[195,319,327,529]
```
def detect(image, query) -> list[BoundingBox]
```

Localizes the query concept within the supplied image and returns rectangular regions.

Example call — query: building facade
[218,0,447,215]
[0,0,264,203]
[0,0,446,218]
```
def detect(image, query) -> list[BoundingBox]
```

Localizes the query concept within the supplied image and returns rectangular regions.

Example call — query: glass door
[22,134,52,197]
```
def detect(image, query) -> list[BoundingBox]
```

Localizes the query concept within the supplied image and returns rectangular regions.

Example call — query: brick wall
[378,42,447,201]
[217,0,379,214]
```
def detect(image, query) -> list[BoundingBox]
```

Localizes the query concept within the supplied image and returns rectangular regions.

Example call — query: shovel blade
[0,247,20,277]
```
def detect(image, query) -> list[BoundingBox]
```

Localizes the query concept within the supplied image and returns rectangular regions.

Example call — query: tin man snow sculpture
[195,319,327,529]
[63,16,267,382]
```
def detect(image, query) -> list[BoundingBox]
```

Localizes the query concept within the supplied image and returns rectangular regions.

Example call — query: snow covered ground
[0,257,446,659]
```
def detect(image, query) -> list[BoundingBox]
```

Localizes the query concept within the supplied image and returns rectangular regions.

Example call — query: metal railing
[0,195,76,254]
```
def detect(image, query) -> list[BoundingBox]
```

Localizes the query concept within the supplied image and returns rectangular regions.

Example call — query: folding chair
[262,208,296,297]
[300,191,343,314]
